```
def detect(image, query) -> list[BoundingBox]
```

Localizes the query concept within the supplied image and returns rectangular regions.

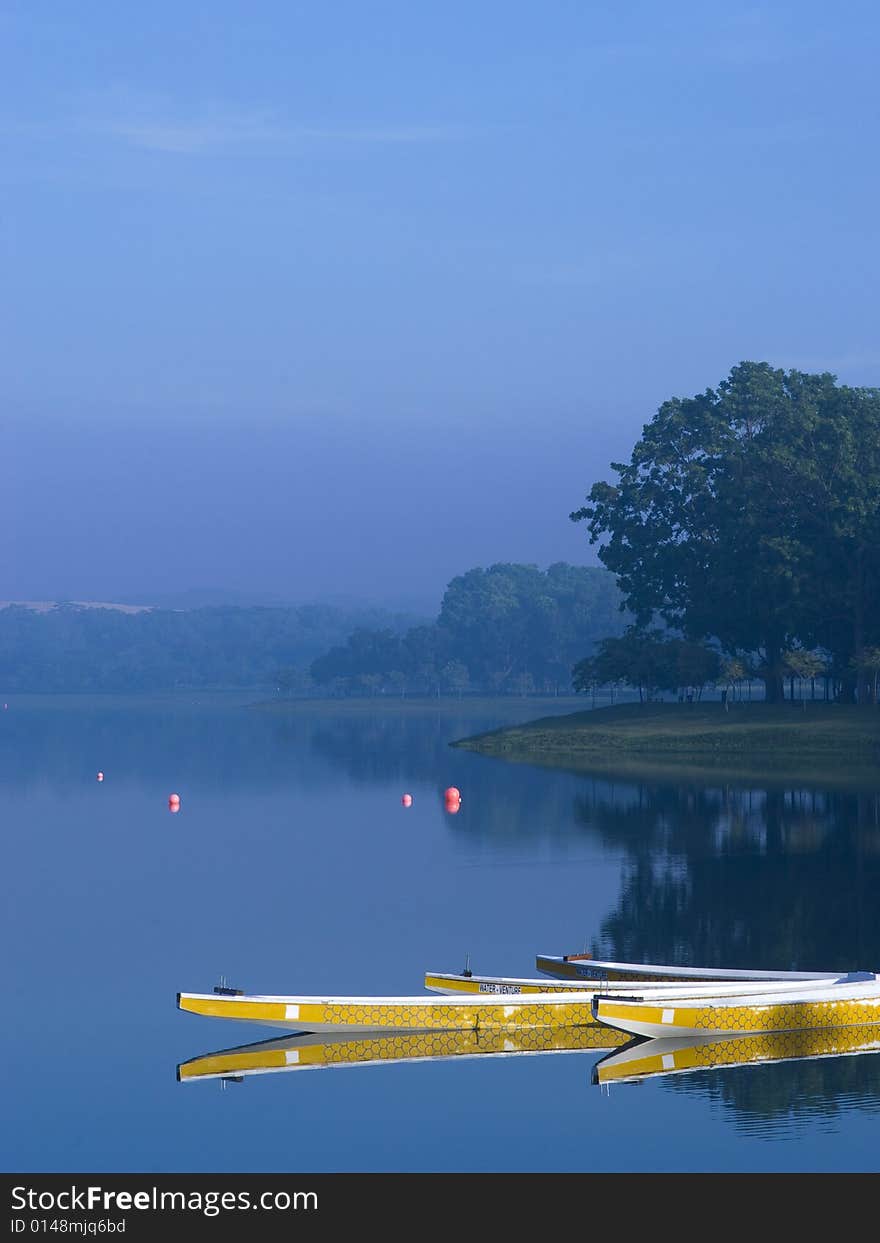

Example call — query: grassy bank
[250,694,587,715]
[451,701,880,761]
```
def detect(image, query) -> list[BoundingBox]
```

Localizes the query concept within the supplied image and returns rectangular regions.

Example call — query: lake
[4,693,880,1173]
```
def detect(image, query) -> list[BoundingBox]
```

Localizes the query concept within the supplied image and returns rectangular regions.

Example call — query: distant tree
[720,656,749,701]
[275,666,314,697]
[513,671,536,697]
[671,640,721,700]
[573,629,665,703]
[415,663,441,697]
[307,562,625,696]
[440,660,471,699]
[851,648,880,705]
[574,629,719,703]
[310,628,407,687]
[386,669,408,698]
[782,648,827,702]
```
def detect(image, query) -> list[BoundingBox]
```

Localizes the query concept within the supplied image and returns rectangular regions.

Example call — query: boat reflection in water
[592,1025,880,1086]
[178,1025,622,1083]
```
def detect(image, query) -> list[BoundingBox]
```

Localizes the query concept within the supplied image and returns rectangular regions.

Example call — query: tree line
[0,602,420,693]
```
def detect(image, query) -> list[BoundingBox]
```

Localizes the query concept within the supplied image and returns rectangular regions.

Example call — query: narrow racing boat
[536,954,839,984]
[177,989,598,1032]
[425,969,837,996]
[591,971,880,1039]
[426,971,605,995]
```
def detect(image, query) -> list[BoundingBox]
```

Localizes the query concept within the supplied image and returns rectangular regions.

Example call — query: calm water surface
[4,694,880,1172]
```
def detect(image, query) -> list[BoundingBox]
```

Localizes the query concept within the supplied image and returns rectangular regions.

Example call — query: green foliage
[573,628,720,701]
[309,562,626,695]
[572,361,880,702]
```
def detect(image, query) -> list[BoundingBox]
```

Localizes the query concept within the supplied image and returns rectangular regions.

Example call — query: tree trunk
[763,642,785,703]
[764,674,784,703]
[854,544,871,703]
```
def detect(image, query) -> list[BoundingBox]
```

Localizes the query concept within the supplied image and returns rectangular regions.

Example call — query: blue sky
[3,2,878,610]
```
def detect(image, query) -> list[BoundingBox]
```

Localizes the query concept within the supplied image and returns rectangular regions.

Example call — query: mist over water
[2,409,608,611]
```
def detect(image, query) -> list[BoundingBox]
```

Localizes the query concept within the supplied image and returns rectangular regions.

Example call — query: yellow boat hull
[424,973,596,995]
[592,975,880,1038]
[178,990,598,1032]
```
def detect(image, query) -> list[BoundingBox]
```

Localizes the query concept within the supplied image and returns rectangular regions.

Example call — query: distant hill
[0,600,154,614]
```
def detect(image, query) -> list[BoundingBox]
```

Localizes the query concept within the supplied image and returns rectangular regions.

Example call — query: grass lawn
[451,700,880,759]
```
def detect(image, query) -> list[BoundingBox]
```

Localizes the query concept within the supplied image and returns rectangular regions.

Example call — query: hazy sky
[3,2,879,612]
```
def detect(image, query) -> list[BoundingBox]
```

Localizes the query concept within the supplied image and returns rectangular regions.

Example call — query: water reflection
[594,1026,880,1084]
[570,780,880,975]
[178,1025,621,1082]
[593,1027,880,1136]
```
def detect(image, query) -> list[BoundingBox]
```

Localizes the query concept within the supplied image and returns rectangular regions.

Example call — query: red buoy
[444,787,461,801]
[97,772,104,782]
[444,799,461,815]
[168,793,181,809]
[402,793,413,807]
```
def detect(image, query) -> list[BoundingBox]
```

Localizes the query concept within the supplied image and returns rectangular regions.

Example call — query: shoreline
[450,701,880,763]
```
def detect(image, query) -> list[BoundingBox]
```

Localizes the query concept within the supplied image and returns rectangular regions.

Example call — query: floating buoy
[168,793,181,809]
[444,799,461,815]
[401,793,413,807]
[169,802,181,814]
[97,772,104,782]
[444,787,461,801]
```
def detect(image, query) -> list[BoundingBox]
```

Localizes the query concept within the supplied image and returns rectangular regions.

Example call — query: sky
[3,1,879,613]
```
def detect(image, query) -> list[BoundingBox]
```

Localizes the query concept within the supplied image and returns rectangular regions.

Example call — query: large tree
[793,382,880,700]
[572,362,880,702]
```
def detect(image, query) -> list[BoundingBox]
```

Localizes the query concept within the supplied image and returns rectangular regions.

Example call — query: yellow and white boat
[591,971,880,1039]
[178,989,598,1032]
[591,1024,880,1085]
[424,969,838,996]
[178,1025,622,1083]
[536,954,839,984]
[425,971,604,995]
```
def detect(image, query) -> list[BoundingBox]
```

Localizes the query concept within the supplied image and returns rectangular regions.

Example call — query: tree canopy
[310,562,626,695]
[573,628,721,702]
[571,361,880,702]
